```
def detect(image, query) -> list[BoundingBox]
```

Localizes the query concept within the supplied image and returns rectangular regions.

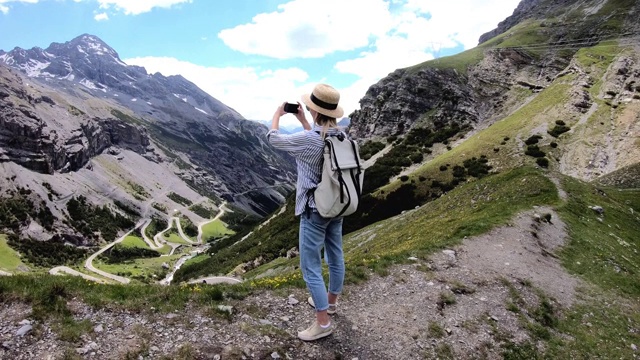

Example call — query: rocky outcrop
[478,0,542,45]
[348,67,476,139]
[0,74,151,174]
[0,110,151,174]
[350,0,640,141]
[349,48,548,139]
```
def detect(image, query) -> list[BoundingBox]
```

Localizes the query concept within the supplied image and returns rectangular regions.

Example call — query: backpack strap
[303,130,324,218]
[326,138,347,203]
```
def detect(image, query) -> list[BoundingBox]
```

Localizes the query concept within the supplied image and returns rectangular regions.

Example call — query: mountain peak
[48,33,121,60]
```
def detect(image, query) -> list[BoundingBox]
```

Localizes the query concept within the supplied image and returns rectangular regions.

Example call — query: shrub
[536,158,549,168]
[400,175,410,182]
[66,196,135,241]
[114,200,140,217]
[463,157,492,178]
[360,140,386,161]
[550,142,558,148]
[439,165,448,171]
[410,153,424,163]
[555,120,566,126]
[220,205,261,232]
[452,165,467,179]
[525,135,543,145]
[190,204,213,219]
[99,244,160,264]
[153,203,168,214]
[167,192,192,207]
[548,124,571,138]
[7,236,91,267]
[180,216,198,237]
[525,145,546,158]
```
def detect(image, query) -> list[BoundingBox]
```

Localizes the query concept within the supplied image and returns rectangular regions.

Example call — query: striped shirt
[267,125,342,216]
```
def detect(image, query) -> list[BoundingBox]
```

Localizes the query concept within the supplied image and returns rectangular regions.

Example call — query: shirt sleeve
[266,129,310,156]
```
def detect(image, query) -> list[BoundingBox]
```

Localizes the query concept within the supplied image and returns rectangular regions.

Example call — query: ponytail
[316,113,338,139]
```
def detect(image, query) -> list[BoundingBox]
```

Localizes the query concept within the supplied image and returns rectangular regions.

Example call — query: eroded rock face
[478,0,543,45]
[348,67,475,139]
[349,0,640,141]
[0,89,150,174]
[349,48,552,140]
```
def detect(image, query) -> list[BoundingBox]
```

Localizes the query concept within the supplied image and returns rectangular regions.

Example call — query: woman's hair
[315,113,337,139]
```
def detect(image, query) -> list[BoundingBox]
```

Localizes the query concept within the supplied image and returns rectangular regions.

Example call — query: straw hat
[301,83,344,118]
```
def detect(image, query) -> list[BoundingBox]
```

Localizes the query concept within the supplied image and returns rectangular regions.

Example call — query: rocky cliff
[0,66,152,174]
[348,47,548,140]
[349,0,640,182]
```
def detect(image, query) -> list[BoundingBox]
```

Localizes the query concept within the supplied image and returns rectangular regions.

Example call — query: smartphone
[283,102,299,114]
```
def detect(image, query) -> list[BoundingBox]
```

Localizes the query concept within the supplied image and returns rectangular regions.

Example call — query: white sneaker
[298,321,333,341]
[307,296,337,315]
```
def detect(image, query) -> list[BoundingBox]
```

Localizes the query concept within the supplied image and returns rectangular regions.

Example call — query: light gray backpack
[312,133,364,218]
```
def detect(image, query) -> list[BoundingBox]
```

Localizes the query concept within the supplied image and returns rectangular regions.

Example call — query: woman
[266,83,345,341]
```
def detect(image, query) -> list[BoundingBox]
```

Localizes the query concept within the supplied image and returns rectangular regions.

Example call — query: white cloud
[0,0,39,14]
[218,0,392,59]
[218,0,520,61]
[130,0,521,124]
[124,56,314,126]
[402,0,522,49]
[94,12,108,21]
[215,0,521,117]
[96,0,192,15]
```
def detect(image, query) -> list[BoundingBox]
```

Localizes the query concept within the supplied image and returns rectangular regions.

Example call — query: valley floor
[3,206,634,359]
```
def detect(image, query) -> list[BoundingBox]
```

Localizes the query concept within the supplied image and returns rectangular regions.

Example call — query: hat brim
[301,93,344,118]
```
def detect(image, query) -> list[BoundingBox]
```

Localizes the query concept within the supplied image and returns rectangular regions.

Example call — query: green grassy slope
[201,219,235,242]
[0,234,25,272]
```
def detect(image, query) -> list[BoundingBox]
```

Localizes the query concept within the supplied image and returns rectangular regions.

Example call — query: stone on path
[16,324,32,336]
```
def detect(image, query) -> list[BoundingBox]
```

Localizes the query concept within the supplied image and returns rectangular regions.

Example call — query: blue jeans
[299,212,344,312]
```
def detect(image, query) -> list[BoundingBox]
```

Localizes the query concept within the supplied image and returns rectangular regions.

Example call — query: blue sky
[0,0,521,125]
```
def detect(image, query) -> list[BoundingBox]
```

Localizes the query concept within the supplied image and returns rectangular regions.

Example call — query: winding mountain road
[49,266,108,283]
[83,224,140,284]
[140,218,164,249]
[47,200,241,286]
[197,202,228,243]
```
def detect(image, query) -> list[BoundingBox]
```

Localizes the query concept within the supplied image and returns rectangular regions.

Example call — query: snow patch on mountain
[79,79,106,92]
[173,93,188,102]
[23,59,50,77]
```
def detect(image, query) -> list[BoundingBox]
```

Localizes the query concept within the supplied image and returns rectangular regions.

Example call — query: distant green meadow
[0,235,25,272]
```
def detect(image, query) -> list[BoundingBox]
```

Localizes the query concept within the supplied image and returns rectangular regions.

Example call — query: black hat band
[311,93,338,110]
